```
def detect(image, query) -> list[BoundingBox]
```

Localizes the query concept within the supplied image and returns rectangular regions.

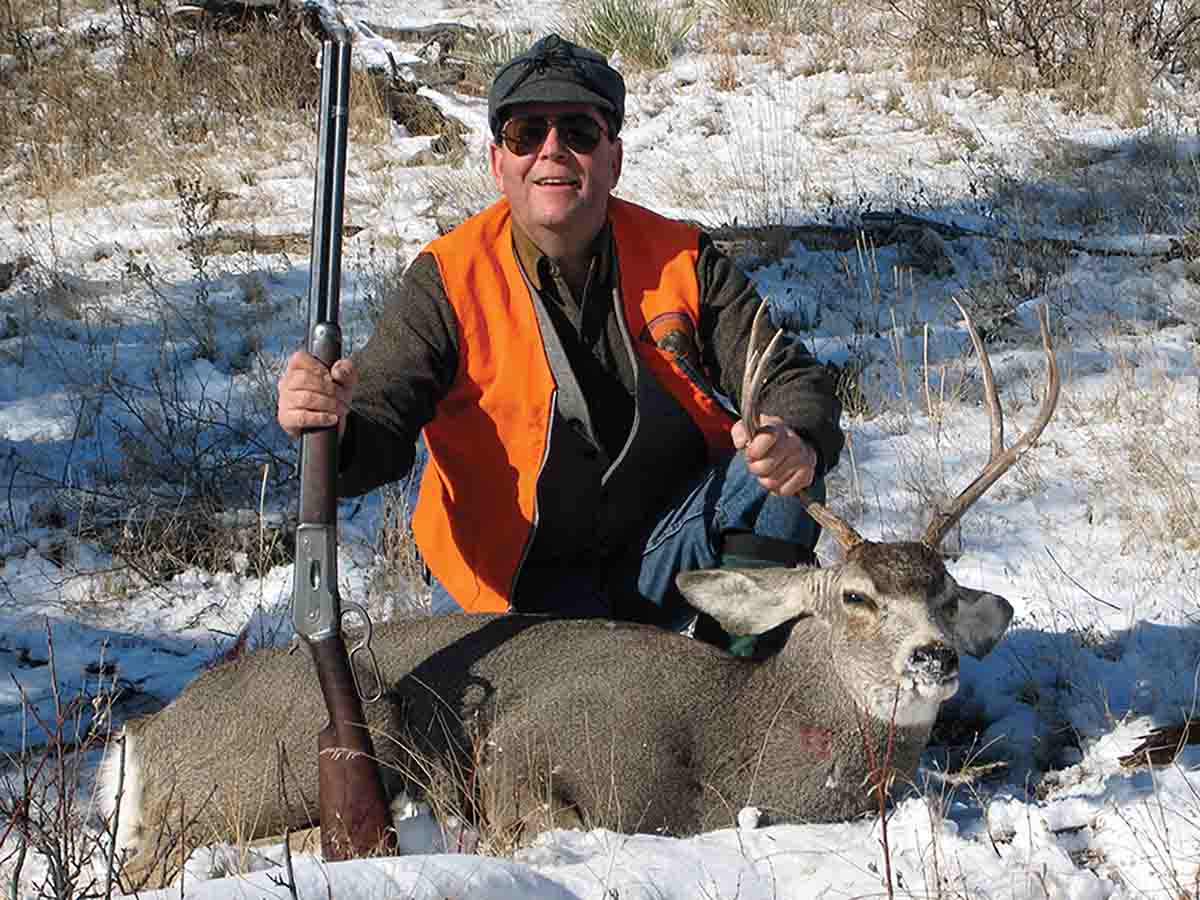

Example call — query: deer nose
[907,643,959,681]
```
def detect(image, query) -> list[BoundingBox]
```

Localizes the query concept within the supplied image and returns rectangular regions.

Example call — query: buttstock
[308,637,397,859]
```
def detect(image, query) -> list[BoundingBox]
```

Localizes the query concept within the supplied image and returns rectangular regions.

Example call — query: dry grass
[0,0,390,199]
[452,27,534,96]
[710,0,835,35]
[365,478,431,617]
[423,153,500,233]
[1064,345,1200,555]
[883,0,1200,116]
[0,627,125,900]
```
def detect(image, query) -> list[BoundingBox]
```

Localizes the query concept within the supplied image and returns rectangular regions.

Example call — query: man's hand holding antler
[736,304,819,498]
[732,417,818,497]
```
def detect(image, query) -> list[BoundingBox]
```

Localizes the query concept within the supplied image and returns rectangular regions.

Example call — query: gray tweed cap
[487,34,625,140]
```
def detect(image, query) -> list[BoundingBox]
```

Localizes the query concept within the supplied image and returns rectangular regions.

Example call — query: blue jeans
[430,450,824,625]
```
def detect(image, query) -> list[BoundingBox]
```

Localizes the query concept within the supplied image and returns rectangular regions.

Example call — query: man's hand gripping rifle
[291,15,396,861]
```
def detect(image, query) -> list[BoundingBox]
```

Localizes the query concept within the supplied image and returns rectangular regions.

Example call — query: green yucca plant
[568,0,696,69]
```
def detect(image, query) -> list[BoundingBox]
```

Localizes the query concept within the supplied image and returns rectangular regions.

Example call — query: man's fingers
[278,351,355,440]
[747,452,810,483]
[774,466,817,496]
[286,409,340,431]
[742,424,818,496]
[284,349,327,376]
[731,419,750,451]
[743,425,781,461]
[283,387,342,415]
[329,358,359,391]
[752,464,816,496]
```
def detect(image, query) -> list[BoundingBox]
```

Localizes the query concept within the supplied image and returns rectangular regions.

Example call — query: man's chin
[529,201,584,227]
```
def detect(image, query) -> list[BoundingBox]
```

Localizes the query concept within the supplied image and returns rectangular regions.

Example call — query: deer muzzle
[905,642,959,686]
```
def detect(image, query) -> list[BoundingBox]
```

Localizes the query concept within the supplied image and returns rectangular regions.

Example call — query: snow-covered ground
[1,1,1199,897]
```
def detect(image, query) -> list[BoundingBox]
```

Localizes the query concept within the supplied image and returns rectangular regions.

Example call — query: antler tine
[921,302,1060,549]
[740,303,866,553]
[741,302,785,432]
[951,296,1004,459]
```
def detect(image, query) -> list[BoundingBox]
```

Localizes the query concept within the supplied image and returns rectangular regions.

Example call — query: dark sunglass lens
[559,116,603,152]
[503,117,550,155]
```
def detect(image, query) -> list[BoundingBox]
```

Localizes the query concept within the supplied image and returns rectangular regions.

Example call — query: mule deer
[98,301,1059,878]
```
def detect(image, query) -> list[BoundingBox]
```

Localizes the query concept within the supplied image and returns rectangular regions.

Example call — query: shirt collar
[511,219,612,292]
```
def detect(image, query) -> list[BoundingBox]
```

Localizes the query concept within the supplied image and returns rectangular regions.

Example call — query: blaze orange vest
[415,197,733,612]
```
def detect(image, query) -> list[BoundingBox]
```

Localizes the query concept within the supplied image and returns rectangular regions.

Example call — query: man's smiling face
[489,102,623,252]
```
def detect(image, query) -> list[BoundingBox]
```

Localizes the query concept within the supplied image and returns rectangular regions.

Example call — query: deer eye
[843,591,873,609]
[943,596,959,617]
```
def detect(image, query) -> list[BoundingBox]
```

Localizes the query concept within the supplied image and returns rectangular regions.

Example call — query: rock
[894,225,955,277]
[0,255,32,292]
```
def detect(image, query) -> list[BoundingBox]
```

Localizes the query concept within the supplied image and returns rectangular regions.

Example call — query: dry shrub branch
[0,628,121,900]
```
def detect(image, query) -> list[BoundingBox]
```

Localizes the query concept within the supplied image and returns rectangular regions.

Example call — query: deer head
[678,300,1060,723]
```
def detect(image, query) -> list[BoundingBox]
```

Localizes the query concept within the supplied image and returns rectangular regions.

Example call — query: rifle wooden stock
[311,637,396,859]
[293,22,397,862]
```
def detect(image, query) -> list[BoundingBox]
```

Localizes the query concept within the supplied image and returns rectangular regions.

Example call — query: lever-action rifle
[292,16,396,861]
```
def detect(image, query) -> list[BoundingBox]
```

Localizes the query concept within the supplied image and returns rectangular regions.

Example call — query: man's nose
[539,125,568,157]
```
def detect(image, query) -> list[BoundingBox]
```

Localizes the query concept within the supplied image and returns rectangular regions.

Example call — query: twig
[922,323,932,419]
[846,432,862,518]
[878,689,900,900]
[889,307,911,423]
[282,829,299,900]
[8,824,26,900]
[6,452,19,533]
[1043,547,1120,610]
[103,737,126,900]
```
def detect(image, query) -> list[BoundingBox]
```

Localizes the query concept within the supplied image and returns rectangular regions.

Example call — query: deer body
[102,541,999,869]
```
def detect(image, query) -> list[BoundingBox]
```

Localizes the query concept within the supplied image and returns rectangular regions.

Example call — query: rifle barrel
[298,33,351,529]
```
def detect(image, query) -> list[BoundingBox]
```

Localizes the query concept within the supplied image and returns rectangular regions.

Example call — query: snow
[1,0,1199,897]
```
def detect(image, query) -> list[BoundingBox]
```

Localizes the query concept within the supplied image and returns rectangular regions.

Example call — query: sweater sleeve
[336,252,459,498]
[695,234,845,475]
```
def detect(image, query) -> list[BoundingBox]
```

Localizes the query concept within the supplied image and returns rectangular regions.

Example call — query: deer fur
[98,541,1011,872]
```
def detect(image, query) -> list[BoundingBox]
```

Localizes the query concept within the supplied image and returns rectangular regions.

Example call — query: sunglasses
[499,114,608,156]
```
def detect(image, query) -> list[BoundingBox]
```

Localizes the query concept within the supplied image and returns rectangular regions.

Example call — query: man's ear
[610,137,623,186]
[488,141,505,191]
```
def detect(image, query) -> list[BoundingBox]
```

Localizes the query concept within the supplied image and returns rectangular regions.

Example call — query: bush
[566,0,696,69]
[887,0,1200,94]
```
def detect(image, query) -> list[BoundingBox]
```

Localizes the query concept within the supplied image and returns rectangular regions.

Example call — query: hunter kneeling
[275,33,844,646]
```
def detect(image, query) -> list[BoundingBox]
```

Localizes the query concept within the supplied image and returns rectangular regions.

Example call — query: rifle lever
[343,600,385,703]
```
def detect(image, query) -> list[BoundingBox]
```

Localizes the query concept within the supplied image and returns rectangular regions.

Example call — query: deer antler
[920,300,1060,548]
[741,304,866,552]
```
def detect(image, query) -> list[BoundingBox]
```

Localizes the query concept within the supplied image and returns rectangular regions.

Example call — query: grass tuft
[565,0,696,70]
[711,0,832,35]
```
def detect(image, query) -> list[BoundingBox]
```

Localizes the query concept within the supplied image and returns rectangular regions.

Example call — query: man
[277,34,844,650]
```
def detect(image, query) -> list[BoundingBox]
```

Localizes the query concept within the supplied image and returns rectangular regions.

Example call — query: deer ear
[676,568,819,636]
[953,587,1014,658]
